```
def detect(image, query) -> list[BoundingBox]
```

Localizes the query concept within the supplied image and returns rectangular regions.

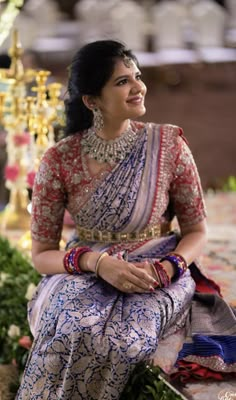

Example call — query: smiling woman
[16,40,236,400]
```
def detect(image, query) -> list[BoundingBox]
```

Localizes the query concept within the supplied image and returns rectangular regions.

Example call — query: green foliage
[0,235,40,368]
[223,176,236,192]
[120,363,183,400]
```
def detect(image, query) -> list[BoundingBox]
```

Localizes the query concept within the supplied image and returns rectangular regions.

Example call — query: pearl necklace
[81,124,137,166]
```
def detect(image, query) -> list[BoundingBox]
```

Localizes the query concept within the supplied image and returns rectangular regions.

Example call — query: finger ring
[123,282,132,290]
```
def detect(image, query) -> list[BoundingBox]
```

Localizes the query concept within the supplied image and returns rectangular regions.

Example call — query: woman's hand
[94,255,158,293]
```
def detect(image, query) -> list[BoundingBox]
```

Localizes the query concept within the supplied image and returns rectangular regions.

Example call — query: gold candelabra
[0,29,65,232]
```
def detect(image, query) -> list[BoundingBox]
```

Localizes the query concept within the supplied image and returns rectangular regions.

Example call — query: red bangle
[63,246,92,274]
[153,261,170,288]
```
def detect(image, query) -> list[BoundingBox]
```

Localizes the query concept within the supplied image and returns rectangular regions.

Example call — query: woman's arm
[32,239,104,275]
[161,219,208,279]
[32,239,157,293]
[32,240,65,274]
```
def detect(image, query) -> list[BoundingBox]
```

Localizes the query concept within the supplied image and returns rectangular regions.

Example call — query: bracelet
[153,261,170,288]
[160,252,188,281]
[63,246,92,274]
[95,252,109,277]
[149,261,159,282]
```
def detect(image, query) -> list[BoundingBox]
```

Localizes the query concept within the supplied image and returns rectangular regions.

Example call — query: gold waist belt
[76,223,171,243]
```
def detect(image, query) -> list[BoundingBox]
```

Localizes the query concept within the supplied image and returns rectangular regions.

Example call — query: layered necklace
[81,122,137,166]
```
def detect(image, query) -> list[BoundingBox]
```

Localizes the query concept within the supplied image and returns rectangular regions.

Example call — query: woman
[17,40,236,399]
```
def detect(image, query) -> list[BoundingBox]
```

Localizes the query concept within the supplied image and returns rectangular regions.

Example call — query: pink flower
[26,171,36,188]
[4,164,20,182]
[13,132,30,146]
[18,336,32,350]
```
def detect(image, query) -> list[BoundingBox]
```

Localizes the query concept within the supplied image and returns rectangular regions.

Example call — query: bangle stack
[63,246,92,274]
[151,261,170,288]
[95,252,109,277]
[160,252,188,281]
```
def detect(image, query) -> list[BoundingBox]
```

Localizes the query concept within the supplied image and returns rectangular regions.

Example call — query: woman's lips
[126,96,143,104]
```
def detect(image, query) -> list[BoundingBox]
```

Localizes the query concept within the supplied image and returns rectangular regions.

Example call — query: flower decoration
[13,132,30,147]
[0,0,25,47]
[18,336,32,351]
[25,283,37,301]
[4,164,20,182]
[26,170,36,189]
[8,324,21,338]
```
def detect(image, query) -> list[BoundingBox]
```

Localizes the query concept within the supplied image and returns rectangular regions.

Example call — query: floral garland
[0,0,24,47]
[4,130,36,190]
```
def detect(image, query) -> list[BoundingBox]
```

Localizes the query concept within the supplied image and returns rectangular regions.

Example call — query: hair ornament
[123,55,133,68]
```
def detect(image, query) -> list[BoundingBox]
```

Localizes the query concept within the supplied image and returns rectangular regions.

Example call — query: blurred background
[0,0,236,196]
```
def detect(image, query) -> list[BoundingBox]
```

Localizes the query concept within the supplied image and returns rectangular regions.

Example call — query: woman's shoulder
[146,122,188,145]
[134,121,183,135]
[42,133,82,160]
[147,122,184,136]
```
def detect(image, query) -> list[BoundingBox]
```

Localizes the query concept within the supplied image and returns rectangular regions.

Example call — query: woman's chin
[129,106,146,119]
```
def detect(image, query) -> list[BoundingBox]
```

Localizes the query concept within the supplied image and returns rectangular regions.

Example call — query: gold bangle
[95,252,109,277]
[149,262,159,281]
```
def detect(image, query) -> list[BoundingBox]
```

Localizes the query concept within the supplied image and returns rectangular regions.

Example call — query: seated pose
[17,40,236,399]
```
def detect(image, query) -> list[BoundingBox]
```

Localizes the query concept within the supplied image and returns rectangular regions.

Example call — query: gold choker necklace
[81,125,137,166]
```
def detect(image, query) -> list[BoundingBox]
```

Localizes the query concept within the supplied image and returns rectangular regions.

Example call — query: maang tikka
[123,55,133,68]
[92,107,104,131]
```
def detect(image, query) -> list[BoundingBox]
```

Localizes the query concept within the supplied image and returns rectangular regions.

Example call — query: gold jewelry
[76,222,171,243]
[81,122,137,166]
[122,282,132,290]
[92,107,104,131]
[123,55,133,68]
[94,252,109,277]
[149,262,160,282]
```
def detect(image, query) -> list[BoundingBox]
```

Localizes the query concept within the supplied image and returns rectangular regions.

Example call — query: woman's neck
[96,119,131,140]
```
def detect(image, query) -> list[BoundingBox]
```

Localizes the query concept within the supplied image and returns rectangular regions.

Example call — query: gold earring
[92,108,104,131]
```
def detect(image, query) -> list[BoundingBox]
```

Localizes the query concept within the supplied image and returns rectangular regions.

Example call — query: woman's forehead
[111,58,140,78]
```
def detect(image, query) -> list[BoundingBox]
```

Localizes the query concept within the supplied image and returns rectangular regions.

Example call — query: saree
[16,122,236,399]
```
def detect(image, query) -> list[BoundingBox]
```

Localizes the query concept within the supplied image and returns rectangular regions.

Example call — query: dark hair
[0,53,11,69]
[64,40,138,135]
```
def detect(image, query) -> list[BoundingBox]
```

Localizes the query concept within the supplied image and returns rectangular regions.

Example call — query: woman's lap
[17,271,195,400]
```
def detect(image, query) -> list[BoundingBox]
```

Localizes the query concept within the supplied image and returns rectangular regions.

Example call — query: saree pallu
[17,123,236,399]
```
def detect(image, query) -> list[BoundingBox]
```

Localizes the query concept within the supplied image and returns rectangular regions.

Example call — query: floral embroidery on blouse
[147,124,206,228]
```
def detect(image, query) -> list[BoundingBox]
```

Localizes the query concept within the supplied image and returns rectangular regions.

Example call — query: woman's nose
[131,80,144,94]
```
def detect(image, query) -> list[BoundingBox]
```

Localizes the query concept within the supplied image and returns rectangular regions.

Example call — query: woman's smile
[126,95,144,105]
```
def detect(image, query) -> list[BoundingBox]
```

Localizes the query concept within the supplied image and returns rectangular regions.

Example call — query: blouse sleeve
[31,146,66,244]
[169,127,207,228]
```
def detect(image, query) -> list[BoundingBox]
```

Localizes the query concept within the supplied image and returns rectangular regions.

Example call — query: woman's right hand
[90,254,158,293]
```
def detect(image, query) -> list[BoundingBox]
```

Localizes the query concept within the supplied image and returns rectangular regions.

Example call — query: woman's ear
[82,95,96,111]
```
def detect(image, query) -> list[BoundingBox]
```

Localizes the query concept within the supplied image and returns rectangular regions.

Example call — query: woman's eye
[117,79,127,86]
[136,74,142,80]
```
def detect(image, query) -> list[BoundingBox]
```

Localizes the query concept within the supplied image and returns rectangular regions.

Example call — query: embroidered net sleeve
[169,127,207,228]
[31,147,66,244]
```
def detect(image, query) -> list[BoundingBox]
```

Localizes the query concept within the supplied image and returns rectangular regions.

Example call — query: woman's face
[96,58,147,124]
